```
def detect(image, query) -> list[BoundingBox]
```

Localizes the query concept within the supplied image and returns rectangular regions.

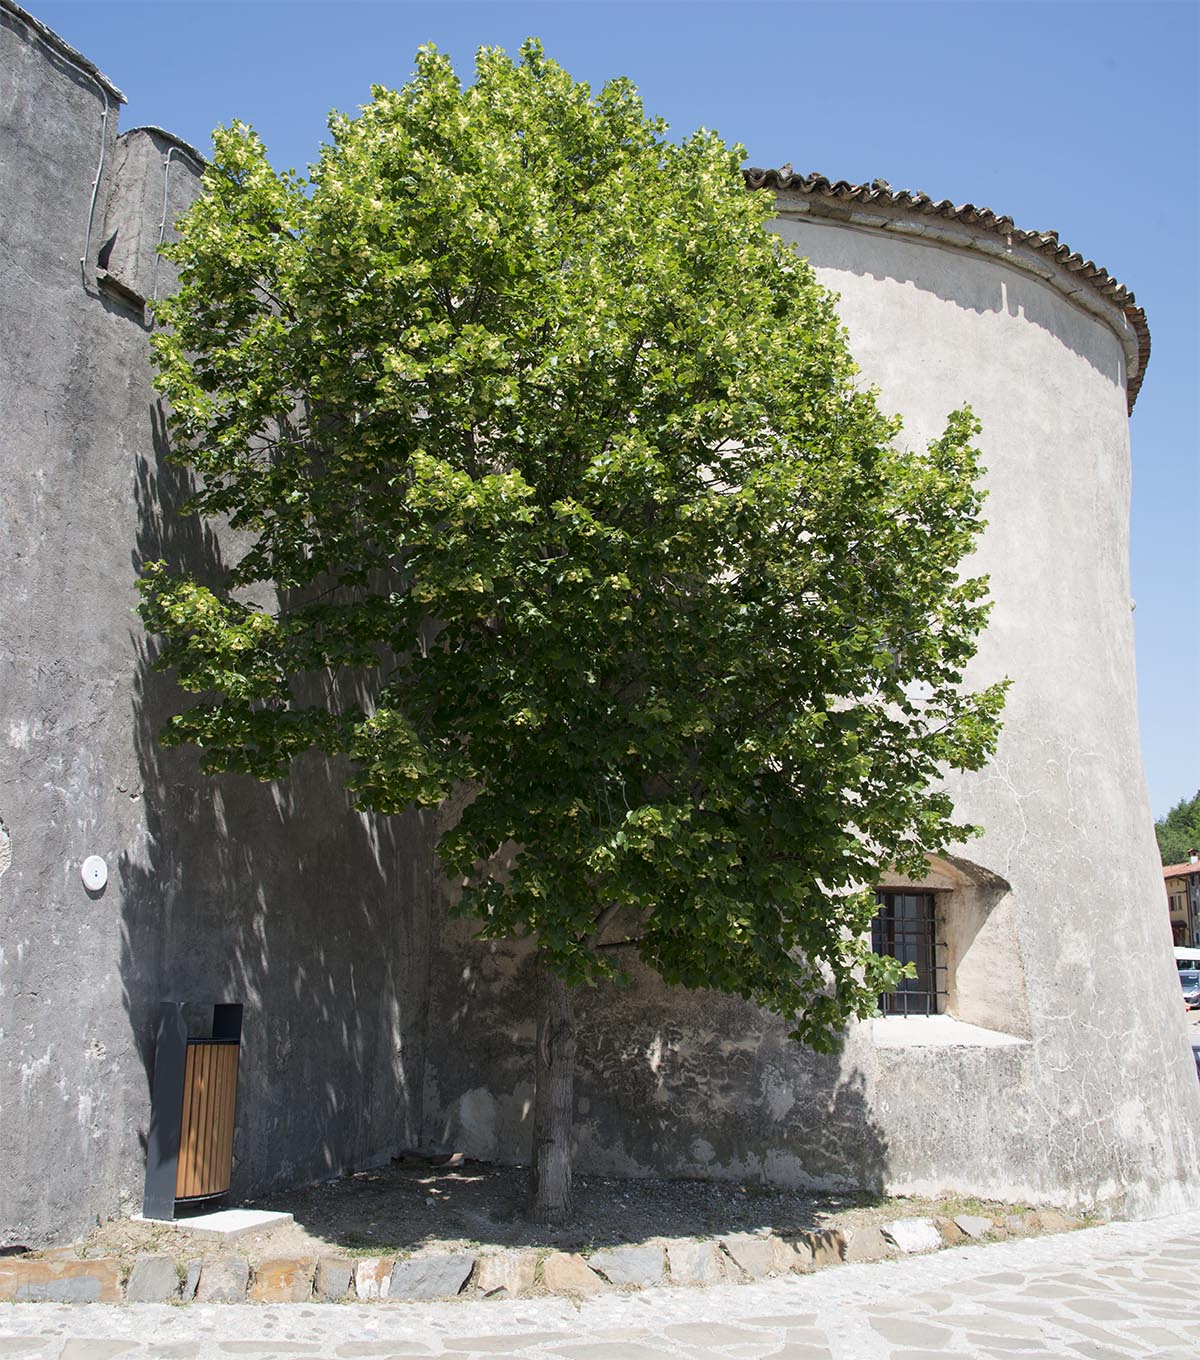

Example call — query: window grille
[872,891,946,1016]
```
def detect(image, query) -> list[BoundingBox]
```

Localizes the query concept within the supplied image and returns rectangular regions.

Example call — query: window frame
[872,889,947,1016]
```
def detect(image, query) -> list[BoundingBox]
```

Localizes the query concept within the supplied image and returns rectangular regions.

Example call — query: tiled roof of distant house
[1165,861,1200,880]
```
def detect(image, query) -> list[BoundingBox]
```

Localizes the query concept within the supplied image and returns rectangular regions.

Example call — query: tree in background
[140,41,1006,1224]
[1157,791,1200,866]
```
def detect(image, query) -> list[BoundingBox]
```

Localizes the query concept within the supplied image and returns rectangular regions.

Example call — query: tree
[1157,790,1200,866]
[139,41,1007,1224]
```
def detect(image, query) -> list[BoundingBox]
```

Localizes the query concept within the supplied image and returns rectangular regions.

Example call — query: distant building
[1166,851,1200,947]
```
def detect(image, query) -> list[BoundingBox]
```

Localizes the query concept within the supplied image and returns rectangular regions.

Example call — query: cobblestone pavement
[1,1210,1196,1360]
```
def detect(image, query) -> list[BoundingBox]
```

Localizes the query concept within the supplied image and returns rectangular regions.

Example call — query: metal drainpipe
[79,79,110,287]
[153,144,206,304]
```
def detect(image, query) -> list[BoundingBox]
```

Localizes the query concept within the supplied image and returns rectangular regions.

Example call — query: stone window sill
[870,1014,1029,1048]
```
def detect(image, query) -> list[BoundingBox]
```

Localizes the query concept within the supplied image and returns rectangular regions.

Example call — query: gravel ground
[40,1158,1071,1274]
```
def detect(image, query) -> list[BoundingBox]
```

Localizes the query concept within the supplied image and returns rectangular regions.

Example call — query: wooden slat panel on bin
[198,1045,213,1193]
[186,1044,204,1199]
[195,1044,210,1197]
[204,1045,221,1193]
[200,1045,214,1195]
[215,1045,238,1190]
[176,1045,198,1199]
[175,1042,238,1200]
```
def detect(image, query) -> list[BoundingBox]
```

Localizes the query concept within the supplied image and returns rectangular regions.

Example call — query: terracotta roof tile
[745,169,1150,413]
[1164,862,1200,879]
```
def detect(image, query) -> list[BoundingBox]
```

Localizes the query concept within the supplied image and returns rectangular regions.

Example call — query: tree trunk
[528,956,576,1225]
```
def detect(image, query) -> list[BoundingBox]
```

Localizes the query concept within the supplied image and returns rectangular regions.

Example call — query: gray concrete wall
[0,4,432,1248]
[421,200,1200,1216]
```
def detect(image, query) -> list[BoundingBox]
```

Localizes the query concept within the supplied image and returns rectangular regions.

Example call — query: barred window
[872,890,946,1016]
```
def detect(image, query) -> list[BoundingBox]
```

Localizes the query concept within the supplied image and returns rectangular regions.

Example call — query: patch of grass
[922,1194,1016,1219]
[332,1231,411,1258]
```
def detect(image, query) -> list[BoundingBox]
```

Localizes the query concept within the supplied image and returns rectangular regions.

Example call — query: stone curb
[0,1209,1083,1305]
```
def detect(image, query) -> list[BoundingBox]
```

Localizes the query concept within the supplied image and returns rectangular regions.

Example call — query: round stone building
[3,0,1197,1247]
[421,173,1200,1219]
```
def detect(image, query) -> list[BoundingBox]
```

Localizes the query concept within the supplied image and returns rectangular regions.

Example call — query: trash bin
[175,1033,240,1200]
[143,1002,242,1221]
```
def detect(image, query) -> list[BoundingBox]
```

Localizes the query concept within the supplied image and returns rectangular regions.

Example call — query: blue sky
[34,0,1199,817]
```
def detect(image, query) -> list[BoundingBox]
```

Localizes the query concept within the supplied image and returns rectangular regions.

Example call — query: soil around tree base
[49,1158,1094,1276]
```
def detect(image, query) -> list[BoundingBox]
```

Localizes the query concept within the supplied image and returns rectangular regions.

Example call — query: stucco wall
[0,5,432,1248]
[787,209,1200,1213]
[4,0,1196,1247]
[421,201,1200,1215]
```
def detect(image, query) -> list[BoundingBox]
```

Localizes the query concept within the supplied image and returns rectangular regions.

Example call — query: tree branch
[586,901,623,948]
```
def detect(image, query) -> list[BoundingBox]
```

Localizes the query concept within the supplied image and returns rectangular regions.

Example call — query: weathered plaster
[420,190,1200,1217]
[0,4,432,1247]
[3,0,1196,1246]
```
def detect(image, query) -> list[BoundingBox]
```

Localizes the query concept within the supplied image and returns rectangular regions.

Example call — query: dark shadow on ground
[250,1156,891,1255]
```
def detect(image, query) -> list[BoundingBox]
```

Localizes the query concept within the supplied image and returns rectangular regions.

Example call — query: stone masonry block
[786,1236,815,1270]
[315,1256,354,1301]
[0,1258,122,1303]
[183,1261,202,1300]
[354,1257,395,1301]
[125,1255,181,1303]
[587,1245,665,1288]
[250,1257,315,1302]
[954,1214,995,1239]
[388,1253,475,1300]
[1036,1209,1076,1234]
[768,1234,802,1274]
[720,1233,798,1279]
[793,1228,845,1268]
[665,1240,727,1286]
[473,1249,539,1296]
[194,1258,250,1303]
[843,1225,895,1263]
[880,1218,942,1254]
[541,1252,610,1296]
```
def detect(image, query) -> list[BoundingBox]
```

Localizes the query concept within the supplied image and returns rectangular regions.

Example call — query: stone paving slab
[0,1209,1198,1359]
[160,1212,293,1243]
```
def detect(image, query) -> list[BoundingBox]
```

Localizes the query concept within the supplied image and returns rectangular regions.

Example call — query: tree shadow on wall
[417,925,893,1235]
[577,971,893,1194]
[243,919,895,1255]
[119,401,434,1207]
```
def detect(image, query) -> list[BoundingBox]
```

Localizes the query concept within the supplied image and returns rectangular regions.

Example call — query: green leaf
[139,38,1004,1052]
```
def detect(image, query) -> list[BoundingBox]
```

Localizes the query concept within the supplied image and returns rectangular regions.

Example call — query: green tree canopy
[140,40,1006,1220]
[1157,790,1200,866]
